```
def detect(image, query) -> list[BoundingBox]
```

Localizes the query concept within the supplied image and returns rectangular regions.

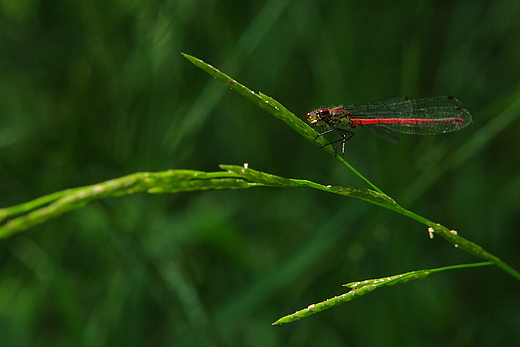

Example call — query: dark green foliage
[1,1,520,346]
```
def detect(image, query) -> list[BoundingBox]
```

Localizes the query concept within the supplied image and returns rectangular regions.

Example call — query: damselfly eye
[318,109,330,116]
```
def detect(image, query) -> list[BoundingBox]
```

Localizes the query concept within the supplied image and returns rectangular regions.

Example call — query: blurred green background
[1,0,520,345]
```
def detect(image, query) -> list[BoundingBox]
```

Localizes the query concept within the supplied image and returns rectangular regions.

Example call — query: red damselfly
[306,96,472,156]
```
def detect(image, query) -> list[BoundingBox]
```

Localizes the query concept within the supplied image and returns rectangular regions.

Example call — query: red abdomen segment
[350,116,468,135]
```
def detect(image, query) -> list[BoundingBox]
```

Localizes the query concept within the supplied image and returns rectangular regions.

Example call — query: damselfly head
[306,108,330,124]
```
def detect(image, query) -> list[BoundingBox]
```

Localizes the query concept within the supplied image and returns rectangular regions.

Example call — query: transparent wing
[347,96,472,136]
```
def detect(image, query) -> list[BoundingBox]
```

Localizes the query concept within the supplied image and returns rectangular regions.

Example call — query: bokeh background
[1,0,520,345]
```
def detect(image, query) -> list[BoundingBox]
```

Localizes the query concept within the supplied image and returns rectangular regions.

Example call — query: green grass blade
[272,262,493,325]
[221,165,392,203]
[0,170,250,239]
[219,166,520,281]
[3,162,519,282]
[182,54,314,140]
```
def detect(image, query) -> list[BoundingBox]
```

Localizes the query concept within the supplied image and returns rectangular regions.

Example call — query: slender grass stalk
[272,262,494,325]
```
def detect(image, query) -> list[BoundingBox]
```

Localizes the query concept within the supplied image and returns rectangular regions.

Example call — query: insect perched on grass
[306,96,472,156]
